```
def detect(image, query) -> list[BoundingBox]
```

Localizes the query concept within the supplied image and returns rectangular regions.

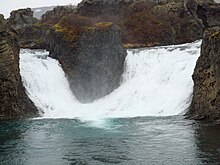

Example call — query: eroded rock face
[42,6,75,20]
[77,0,181,17]
[7,8,48,49]
[201,3,220,27]
[187,26,220,120]
[8,8,38,30]
[185,0,220,27]
[16,25,48,49]
[0,16,38,120]
[76,0,216,48]
[49,23,127,103]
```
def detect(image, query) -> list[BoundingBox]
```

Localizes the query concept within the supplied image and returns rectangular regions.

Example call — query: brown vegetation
[40,0,203,47]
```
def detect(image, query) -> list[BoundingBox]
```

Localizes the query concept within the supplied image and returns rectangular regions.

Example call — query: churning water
[1,41,220,164]
[19,41,201,120]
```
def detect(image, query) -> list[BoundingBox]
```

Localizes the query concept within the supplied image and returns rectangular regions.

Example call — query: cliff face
[49,22,127,103]
[0,15,38,120]
[77,0,183,16]
[9,0,220,50]
[186,0,220,28]
[187,26,220,120]
[76,0,217,48]
[204,3,220,27]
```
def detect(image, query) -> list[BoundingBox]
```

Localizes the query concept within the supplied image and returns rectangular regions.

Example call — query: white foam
[20,41,201,120]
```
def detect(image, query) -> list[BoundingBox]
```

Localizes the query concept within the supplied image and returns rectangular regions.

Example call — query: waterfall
[19,41,201,120]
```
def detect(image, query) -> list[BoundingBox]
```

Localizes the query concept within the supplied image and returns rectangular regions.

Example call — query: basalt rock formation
[9,0,220,50]
[15,25,48,49]
[7,8,47,49]
[0,15,38,120]
[7,6,77,49]
[7,8,38,30]
[48,21,127,103]
[76,0,218,48]
[187,26,220,120]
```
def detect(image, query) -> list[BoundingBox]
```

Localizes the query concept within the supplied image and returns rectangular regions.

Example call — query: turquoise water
[0,116,220,165]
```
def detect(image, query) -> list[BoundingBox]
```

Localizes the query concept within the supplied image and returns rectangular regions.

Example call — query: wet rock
[49,22,127,103]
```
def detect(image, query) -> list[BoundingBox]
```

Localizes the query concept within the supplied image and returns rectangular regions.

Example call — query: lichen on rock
[187,26,220,120]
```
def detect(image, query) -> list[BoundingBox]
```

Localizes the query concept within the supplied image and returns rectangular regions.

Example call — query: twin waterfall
[20,41,201,120]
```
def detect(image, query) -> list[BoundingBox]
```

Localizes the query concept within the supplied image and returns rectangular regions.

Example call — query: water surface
[0,116,220,165]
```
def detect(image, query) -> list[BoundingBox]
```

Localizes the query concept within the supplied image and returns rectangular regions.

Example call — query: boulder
[49,21,127,103]
[187,26,220,120]
[0,15,38,120]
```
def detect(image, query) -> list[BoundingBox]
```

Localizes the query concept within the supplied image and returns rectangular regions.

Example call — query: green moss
[34,21,41,27]
[211,31,220,38]
[52,23,79,42]
[95,22,113,27]
[52,23,67,32]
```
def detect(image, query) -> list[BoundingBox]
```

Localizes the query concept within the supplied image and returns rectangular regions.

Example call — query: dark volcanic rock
[149,1,205,45]
[77,0,182,17]
[187,26,220,120]
[42,6,75,20]
[8,8,38,30]
[17,25,48,49]
[201,3,220,27]
[0,15,38,120]
[75,0,220,48]
[7,8,48,49]
[77,0,133,16]
[49,22,127,103]
[185,0,220,27]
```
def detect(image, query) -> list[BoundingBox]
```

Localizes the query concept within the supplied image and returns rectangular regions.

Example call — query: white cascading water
[20,41,201,120]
